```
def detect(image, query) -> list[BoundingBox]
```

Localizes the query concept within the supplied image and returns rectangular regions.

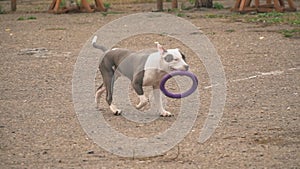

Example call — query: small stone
[87,150,94,154]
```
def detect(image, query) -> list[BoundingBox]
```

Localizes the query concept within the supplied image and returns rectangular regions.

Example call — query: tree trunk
[11,0,17,11]
[195,0,213,8]
[157,0,163,11]
[172,0,178,9]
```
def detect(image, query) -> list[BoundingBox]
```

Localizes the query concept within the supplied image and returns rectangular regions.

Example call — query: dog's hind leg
[95,83,106,109]
[101,69,122,116]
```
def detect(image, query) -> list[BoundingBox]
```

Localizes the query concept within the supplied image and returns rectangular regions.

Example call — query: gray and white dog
[93,36,189,117]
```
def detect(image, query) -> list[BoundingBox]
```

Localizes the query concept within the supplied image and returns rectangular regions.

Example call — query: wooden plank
[257,7,274,12]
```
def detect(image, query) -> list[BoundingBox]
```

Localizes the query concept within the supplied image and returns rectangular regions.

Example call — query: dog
[93,36,189,117]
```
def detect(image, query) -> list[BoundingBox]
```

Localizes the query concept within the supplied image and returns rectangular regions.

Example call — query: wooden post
[239,0,246,11]
[287,0,297,10]
[95,0,106,11]
[234,0,242,10]
[11,0,17,11]
[80,0,94,12]
[49,0,106,13]
[172,0,178,9]
[274,0,284,12]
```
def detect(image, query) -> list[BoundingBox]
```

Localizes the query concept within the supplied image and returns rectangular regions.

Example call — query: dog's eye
[164,54,174,62]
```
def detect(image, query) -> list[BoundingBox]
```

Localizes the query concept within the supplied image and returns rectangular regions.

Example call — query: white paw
[114,110,122,116]
[136,101,148,109]
[136,95,149,109]
[110,104,122,116]
[160,111,173,117]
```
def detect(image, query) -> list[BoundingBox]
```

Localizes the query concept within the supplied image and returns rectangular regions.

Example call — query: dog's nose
[184,65,189,70]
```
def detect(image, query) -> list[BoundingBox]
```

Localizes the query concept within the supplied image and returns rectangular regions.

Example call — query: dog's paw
[136,95,149,109]
[160,111,173,117]
[136,101,148,110]
[114,110,122,116]
[110,104,122,116]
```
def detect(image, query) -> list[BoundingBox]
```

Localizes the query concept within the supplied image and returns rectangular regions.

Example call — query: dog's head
[156,42,189,71]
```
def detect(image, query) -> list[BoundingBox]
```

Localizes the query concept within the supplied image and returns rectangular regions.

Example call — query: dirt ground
[0,0,299,168]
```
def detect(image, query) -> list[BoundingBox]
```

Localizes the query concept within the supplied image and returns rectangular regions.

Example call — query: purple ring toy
[160,71,198,98]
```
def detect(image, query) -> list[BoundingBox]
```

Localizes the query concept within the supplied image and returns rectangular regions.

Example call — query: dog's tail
[92,36,107,52]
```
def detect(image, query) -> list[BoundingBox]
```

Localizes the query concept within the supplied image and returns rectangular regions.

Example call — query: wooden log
[257,7,274,12]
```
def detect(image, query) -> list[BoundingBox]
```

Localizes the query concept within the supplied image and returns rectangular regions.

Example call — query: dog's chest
[142,52,166,86]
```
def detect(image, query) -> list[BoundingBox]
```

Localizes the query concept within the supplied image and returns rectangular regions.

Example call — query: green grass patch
[247,12,284,24]
[176,12,185,17]
[104,2,111,9]
[101,11,124,16]
[0,5,6,14]
[46,27,67,31]
[246,11,300,25]
[225,29,235,33]
[205,14,226,18]
[279,29,300,38]
[27,16,37,20]
[166,8,185,17]
[213,2,224,10]
[17,16,37,21]
[17,16,26,21]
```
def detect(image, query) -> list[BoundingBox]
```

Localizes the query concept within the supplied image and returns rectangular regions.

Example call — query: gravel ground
[0,0,299,168]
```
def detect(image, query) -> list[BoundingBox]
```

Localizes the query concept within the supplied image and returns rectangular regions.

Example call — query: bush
[213,2,224,9]
[0,5,5,14]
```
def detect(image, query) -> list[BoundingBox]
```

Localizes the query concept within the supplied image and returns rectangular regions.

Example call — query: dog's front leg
[152,87,172,117]
[132,75,149,109]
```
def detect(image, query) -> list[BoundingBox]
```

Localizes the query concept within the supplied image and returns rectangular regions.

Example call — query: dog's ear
[179,51,186,61]
[155,42,167,55]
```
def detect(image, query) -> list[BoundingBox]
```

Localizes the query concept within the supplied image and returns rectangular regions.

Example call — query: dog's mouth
[169,66,189,71]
